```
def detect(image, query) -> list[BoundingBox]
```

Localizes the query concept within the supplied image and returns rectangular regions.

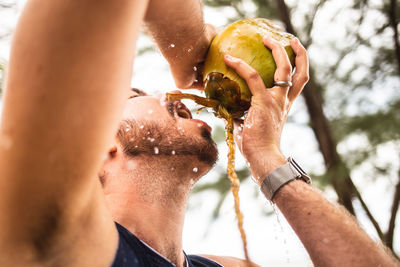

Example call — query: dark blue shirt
[112,223,223,267]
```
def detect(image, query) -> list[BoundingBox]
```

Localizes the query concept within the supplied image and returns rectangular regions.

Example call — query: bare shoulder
[199,254,261,267]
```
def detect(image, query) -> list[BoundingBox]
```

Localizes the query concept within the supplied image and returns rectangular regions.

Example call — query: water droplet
[126,160,136,170]
[246,162,251,167]
[148,109,153,114]
[134,145,138,148]
[194,79,198,83]
[154,147,159,154]
[171,150,176,155]
[177,126,182,131]
[193,167,198,173]
[125,128,130,132]
[171,167,175,171]
[169,43,175,48]
[140,125,144,129]
[187,47,193,53]
[193,66,197,71]
[129,138,134,142]
[197,123,202,127]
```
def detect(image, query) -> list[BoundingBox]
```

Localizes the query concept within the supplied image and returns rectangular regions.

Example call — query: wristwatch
[260,157,312,201]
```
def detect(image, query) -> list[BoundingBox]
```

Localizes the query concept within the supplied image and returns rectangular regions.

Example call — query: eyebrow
[129,88,147,99]
[131,88,147,96]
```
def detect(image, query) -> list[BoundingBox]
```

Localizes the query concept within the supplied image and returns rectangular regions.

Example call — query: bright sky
[0,1,399,266]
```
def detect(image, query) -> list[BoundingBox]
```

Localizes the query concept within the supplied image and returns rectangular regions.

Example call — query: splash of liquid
[226,115,250,263]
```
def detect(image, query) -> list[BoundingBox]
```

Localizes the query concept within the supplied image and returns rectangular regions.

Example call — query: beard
[116,118,218,166]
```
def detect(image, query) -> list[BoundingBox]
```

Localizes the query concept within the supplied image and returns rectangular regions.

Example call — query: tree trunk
[385,166,400,250]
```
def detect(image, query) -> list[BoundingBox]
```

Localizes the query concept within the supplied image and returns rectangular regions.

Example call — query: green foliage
[332,100,400,146]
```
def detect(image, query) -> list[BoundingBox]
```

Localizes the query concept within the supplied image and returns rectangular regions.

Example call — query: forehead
[123,89,168,120]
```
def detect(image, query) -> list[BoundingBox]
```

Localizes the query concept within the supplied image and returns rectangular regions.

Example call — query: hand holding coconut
[226,37,309,185]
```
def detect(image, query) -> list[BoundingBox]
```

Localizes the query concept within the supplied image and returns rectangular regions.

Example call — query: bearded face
[116,89,218,167]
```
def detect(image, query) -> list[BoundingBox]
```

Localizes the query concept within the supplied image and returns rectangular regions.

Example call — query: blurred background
[1,0,399,266]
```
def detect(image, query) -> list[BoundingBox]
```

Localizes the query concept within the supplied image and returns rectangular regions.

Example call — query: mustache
[167,101,175,117]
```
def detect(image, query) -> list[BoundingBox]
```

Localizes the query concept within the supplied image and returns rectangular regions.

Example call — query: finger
[263,37,293,87]
[224,55,266,96]
[289,38,309,101]
[233,119,244,154]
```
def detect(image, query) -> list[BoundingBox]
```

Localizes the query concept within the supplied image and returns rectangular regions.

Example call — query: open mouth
[167,99,192,119]
[174,101,192,119]
[166,99,212,132]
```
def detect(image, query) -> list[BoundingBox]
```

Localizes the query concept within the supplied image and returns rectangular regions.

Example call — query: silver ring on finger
[274,80,292,87]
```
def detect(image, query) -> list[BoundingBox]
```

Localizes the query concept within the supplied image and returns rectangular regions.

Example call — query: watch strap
[260,158,311,201]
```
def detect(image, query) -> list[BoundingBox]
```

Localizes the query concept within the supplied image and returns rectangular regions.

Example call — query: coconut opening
[166,72,250,120]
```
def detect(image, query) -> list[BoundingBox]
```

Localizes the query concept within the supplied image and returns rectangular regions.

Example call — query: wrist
[259,157,312,201]
[247,152,286,185]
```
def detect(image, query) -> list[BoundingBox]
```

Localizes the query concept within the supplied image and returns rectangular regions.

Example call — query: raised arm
[223,38,399,267]
[144,0,215,89]
[0,0,149,265]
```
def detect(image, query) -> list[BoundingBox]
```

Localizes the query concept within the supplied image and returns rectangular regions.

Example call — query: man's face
[116,89,218,166]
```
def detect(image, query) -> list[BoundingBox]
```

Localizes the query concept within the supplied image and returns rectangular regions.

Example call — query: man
[0,0,398,266]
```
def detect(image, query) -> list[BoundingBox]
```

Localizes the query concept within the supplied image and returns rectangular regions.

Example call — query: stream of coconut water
[226,115,250,263]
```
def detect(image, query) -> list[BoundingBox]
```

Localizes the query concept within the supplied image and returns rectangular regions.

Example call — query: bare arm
[274,180,398,266]
[0,0,216,265]
[224,38,399,266]
[144,0,215,89]
[0,0,148,265]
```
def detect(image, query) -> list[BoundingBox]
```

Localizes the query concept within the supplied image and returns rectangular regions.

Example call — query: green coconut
[203,18,295,118]
[167,18,295,120]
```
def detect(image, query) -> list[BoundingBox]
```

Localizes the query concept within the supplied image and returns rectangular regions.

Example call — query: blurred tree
[200,0,400,256]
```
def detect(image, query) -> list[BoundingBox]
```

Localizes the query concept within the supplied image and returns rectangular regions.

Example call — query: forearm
[144,0,211,88]
[274,180,398,267]
[0,0,148,256]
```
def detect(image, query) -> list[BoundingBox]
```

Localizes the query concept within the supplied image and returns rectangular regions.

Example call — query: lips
[190,119,212,132]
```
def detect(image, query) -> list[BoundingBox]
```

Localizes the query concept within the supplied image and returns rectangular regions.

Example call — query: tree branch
[303,0,328,48]
[385,166,400,250]
[350,178,384,240]
[231,1,247,18]
[389,0,400,76]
